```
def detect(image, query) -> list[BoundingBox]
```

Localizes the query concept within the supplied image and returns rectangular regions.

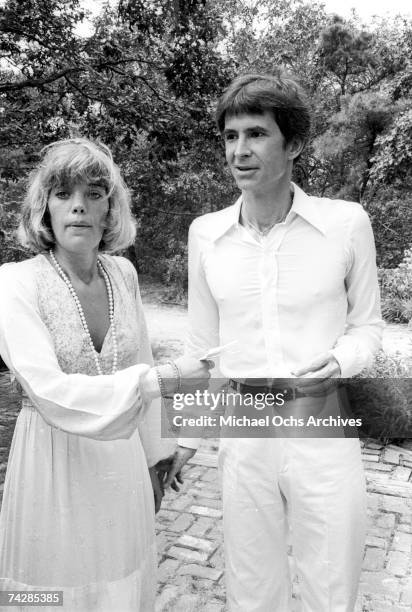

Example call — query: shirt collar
[208,182,326,242]
[290,183,326,235]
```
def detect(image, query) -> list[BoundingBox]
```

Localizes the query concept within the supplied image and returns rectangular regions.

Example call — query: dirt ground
[140,278,187,362]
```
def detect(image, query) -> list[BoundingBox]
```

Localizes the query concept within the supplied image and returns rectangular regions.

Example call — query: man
[165,72,383,611]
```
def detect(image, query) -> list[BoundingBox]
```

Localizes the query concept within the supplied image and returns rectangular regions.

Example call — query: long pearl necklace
[49,250,118,375]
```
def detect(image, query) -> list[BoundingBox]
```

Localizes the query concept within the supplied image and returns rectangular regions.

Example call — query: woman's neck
[51,246,100,285]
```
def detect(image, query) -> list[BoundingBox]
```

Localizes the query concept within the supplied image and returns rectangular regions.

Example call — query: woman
[0,138,209,610]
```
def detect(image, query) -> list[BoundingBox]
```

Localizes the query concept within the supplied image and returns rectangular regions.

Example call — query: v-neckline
[44,253,114,356]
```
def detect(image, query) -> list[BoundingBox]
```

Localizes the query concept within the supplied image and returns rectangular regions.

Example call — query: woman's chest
[73,280,110,353]
[36,265,140,374]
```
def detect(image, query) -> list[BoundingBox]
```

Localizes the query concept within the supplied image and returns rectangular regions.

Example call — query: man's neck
[241,181,294,229]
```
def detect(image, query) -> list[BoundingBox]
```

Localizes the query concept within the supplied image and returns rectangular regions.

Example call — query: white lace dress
[0,254,168,611]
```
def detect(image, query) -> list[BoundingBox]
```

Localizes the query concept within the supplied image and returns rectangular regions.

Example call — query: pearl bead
[49,250,118,375]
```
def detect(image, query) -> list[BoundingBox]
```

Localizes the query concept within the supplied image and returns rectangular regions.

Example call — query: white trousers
[219,436,366,612]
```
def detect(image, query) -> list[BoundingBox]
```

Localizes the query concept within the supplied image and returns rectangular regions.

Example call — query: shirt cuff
[330,341,369,378]
[177,437,201,451]
[140,367,161,401]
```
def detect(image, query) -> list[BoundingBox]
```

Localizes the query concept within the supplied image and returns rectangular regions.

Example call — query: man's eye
[224,133,237,142]
[251,130,264,138]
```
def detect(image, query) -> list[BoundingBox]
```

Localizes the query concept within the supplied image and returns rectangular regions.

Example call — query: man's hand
[292,352,341,396]
[148,466,164,513]
[161,446,197,490]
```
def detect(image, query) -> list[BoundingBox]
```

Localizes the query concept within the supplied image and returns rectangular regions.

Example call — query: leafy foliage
[1,0,412,294]
[379,249,412,324]
[348,351,412,442]
[0,181,28,265]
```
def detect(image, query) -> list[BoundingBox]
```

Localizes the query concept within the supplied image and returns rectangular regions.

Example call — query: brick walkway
[156,436,412,612]
[0,373,411,611]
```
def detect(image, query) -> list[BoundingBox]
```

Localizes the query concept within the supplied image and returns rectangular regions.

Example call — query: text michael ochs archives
[173,414,363,428]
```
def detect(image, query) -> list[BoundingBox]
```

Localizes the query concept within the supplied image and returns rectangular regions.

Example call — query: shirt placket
[261,224,291,378]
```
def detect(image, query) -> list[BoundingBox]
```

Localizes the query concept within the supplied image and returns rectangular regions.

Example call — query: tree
[0,0,235,285]
[1,0,411,283]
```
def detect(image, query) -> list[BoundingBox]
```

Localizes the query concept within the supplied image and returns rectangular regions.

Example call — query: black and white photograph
[0,1,411,611]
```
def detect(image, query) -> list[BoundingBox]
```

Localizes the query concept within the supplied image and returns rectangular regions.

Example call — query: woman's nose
[70,192,86,214]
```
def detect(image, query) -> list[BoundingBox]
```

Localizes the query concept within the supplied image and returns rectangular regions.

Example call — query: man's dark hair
[216,71,311,147]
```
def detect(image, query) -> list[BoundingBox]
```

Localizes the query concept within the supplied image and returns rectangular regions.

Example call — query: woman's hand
[148,466,164,513]
[174,356,212,393]
[155,455,184,492]
[157,357,212,396]
[162,446,197,490]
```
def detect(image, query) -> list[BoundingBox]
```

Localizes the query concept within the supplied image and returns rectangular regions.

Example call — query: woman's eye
[89,191,103,199]
[55,190,69,199]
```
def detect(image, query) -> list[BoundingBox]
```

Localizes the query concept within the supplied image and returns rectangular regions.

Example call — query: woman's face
[47,180,110,255]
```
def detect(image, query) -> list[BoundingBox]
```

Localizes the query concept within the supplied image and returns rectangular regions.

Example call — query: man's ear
[287,136,305,161]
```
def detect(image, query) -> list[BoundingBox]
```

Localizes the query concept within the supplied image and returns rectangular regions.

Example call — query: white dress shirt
[180,183,383,448]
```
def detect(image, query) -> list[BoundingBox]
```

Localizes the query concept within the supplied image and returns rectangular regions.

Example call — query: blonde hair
[18,138,136,253]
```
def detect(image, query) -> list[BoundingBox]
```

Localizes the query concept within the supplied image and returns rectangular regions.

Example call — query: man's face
[223,111,299,195]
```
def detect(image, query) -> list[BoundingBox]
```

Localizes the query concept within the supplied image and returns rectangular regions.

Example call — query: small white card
[200,341,239,361]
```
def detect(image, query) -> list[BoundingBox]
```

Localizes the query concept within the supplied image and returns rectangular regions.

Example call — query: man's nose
[234,136,251,157]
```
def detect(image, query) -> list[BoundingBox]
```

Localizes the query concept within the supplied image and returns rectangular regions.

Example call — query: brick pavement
[0,372,411,611]
[155,436,412,612]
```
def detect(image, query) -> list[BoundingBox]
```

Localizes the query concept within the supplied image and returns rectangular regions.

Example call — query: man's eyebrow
[246,125,269,132]
[223,126,269,135]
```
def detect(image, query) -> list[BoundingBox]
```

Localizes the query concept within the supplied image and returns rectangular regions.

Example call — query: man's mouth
[69,223,91,227]
[234,166,258,172]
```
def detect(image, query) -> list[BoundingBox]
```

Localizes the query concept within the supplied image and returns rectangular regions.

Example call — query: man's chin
[233,177,258,191]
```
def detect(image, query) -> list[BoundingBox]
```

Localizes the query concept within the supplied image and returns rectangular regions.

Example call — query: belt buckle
[283,386,297,401]
[230,379,240,393]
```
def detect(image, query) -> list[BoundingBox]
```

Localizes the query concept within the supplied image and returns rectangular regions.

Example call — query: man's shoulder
[189,204,237,238]
[309,194,370,230]
[313,194,365,215]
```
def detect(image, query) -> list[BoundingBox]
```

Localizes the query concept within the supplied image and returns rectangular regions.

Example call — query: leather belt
[229,379,307,402]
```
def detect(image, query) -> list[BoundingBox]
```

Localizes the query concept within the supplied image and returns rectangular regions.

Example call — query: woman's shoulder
[101,254,137,279]
[0,255,46,304]
[0,255,44,282]
[100,254,139,293]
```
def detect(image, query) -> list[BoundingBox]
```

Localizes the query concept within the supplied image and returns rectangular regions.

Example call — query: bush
[356,350,411,378]
[164,241,188,304]
[365,186,412,269]
[379,247,412,323]
[345,351,412,442]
